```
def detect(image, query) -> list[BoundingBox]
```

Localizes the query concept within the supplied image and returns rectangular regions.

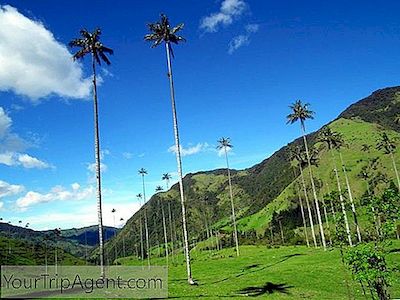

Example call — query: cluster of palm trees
[286,100,400,249]
[68,13,400,285]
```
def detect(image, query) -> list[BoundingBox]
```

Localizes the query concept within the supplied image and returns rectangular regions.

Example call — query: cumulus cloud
[16,184,94,209]
[200,0,247,32]
[0,5,91,101]
[228,23,259,54]
[168,143,210,157]
[0,107,51,169]
[0,180,24,198]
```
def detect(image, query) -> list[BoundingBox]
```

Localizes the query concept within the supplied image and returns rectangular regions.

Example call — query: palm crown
[155,186,164,192]
[162,173,172,181]
[376,132,396,154]
[289,146,318,169]
[286,100,314,129]
[69,28,113,65]
[111,208,116,213]
[136,193,142,199]
[217,137,233,150]
[318,127,344,150]
[144,14,185,48]
[138,168,148,176]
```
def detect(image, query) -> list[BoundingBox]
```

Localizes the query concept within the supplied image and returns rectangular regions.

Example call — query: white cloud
[228,23,259,54]
[17,153,50,169]
[0,202,3,210]
[122,152,133,159]
[16,184,94,209]
[218,146,233,157]
[200,0,247,32]
[0,5,91,101]
[87,162,108,173]
[0,107,51,169]
[0,180,24,198]
[168,143,210,157]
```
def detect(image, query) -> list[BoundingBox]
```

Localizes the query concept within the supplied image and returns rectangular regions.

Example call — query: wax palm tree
[318,126,361,246]
[136,193,145,261]
[162,173,172,189]
[290,146,318,247]
[138,168,151,266]
[53,228,61,274]
[69,28,113,275]
[287,147,310,247]
[156,185,169,264]
[145,14,194,284]
[318,127,353,246]
[119,218,126,257]
[111,208,117,262]
[216,137,240,256]
[287,101,326,249]
[376,132,400,189]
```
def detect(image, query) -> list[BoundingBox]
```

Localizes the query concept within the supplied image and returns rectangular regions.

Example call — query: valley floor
[118,241,400,299]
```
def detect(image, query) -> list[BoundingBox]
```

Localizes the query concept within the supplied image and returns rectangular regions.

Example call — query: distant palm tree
[318,127,353,246]
[111,208,117,262]
[287,100,326,250]
[136,193,145,261]
[287,148,310,247]
[290,146,317,247]
[119,218,126,257]
[320,126,361,245]
[162,173,172,189]
[376,132,400,189]
[69,28,113,276]
[145,14,194,284]
[217,137,239,256]
[138,168,150,266]
[156,185,169,264]
[53,228,61,274]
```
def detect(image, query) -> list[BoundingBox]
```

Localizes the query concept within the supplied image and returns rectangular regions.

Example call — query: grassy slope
[117,240,400,299]
[0,236,86,265]
[240,117,400,236]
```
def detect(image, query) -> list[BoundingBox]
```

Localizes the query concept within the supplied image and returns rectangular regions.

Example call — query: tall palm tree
[138,168,150,267]
[287,148,310,247]
[119,218,126,257]
[217,137,239,256]
[136,193,145,261]
[145,14,194,284]
[376,132,400,189]
[318,127,353,246]
[287,100,326,250]
[69,28,113,275]
[53,228,61,274]
[156,185,169,264]
[111,208,117,262]
[291,146,318,247]
[162,173,172,189]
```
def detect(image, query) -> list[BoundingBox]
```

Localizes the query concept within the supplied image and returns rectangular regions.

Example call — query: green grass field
[116,240,400,299]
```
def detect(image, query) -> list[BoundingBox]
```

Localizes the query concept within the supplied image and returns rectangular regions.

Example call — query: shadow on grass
[238,282,293,296]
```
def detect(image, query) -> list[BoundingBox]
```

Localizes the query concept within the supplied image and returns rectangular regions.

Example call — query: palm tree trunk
[92,56,105,276]
[330,150,353,246]
[339,152,362,243]
[161,201,169,264]
[167,202,175,256]
[299,166,318,247]
[292,169,310,247]
[320,196,332,245]
[224,147,240,256]
[390,152,400,189]
[165,42,193,284]
[301,124,326,250]
[141,175,151,267]
[113,213,117,263]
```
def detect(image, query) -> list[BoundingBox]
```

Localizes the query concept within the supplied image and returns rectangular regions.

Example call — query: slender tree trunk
[390,152,400,189]
[299,166,318,247]
[330,150,353,246]
[301,124,326,250]
[141,175,151,267]
[113,213,117,263]
[92,56,105,276]
[339,152,362,243]
[122,236,126,258]
[224,147,240,256]
[161,200,169,264]
[139,212,144,261]
[168,202,175,256]
[278,219,285,244]
[165,42,193,284]
[292,169,310,247]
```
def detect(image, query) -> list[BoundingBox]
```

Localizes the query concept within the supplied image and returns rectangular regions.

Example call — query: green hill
[104,86,400,262]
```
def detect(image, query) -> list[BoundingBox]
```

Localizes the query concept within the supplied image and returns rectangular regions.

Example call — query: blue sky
[1,0,400,230]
